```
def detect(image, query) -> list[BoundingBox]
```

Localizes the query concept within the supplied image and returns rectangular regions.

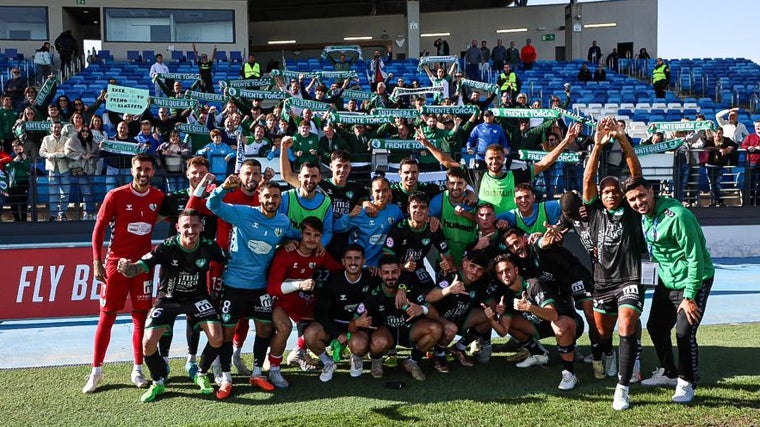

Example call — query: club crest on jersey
[309,262,316,269]
[274,227,283,237]
[346,191,354,199]
[149,203,157,211]
[439,280,450,288]
[387,217,394,224]
[421,238,431,246]
[196,258,208,268]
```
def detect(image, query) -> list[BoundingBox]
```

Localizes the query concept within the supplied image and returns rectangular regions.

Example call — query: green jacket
[642,196,714,299]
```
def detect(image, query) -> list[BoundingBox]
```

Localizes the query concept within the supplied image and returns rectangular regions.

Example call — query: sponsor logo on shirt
[247,240,273,254]
[127,222,153,236]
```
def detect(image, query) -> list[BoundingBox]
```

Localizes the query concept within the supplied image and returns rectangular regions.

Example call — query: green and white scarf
[520,149,580,163]
[422,105,480,116]
[417,55,459,72]
[553,107,597,128]
[101,140,145,155]
[317,70,359,81]
[647,121,714,134]
[156,73,200,81]
[151,97,198,109]
[227,88,290,100]
[270,69,318,80]
[219,78,273,88]
[328,112,389,125]
[374,108,420,119]
[34,77,57,107]
[176,123,211,135]
[185,90,228,103]
[633,138,685,156]
[490,108,560,119]
[341,89,377,101]
[389,86,443,102]
[460,78,500,95]
[369,138,442,151]
[320,45,364,62]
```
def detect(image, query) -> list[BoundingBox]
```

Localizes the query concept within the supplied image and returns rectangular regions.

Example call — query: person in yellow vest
[496,63,521,103]
[652,57,670,99]
[240,54,261,80]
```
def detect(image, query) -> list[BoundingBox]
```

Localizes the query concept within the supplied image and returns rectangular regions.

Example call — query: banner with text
[107,84,150,115]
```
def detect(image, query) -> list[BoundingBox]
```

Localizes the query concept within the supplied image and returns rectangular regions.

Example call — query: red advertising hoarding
[1,245,159,320]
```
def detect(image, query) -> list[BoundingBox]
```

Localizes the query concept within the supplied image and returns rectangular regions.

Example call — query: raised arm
[611,121,642,179]
[279,135,300,188]
[583,118,612,202]
[533,122,581,175]
[417,129,460,169]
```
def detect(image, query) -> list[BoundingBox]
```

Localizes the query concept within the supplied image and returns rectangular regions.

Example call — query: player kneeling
[486,254,584,391]
[349,254,442,381]
[117,210,228,402]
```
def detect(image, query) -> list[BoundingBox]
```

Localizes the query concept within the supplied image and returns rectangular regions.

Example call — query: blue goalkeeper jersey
[334,204,404,267]
[207,187,299,290]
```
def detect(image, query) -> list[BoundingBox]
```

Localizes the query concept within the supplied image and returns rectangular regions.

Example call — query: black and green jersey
[382,219,449,285]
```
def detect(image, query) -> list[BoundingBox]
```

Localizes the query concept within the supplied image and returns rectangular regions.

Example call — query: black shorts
[527,312,584,341]
[145,295,219,332]
[383,323,414,348]
[562,279,593,309]
[593,282,645,315]
[219,286,273,326]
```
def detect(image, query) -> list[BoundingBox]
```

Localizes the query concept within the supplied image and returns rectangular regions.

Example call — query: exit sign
[76,0,85,4]
[541,34,555,42]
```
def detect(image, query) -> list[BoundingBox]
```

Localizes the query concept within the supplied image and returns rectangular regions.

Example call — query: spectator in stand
[54,30,78,72]
[156,130,191,192]
[701,127,738,207]
[506,41,520,70]
[39,121,72,221]
[606,48,619,71]
[467,110,510,168]
[71,93,105,124]
[56,95,74,122]
[65,125,98,220]
[638,48,651,60]
[577,63,593,83]
[594,63,607,82]
[587,40,602,64]
[715,107,749,144]
[497,64,521,104]
[135,120,163,155]
[149,54,170,96]
[326,52,357,73]
[196,129,234,182]
[366,46,392,92]
[641,131,664,146]
[520,39,537,70]
[13,107,45,174]
[89,115,107,145]
[239,54,262,79]
[193,43,218,93]
[652,57,671,98]
[434,38,450,55]
[742,120,760,206]
[491,39,508,71]
[33,43,53,86]
[480,40,492,80]
[464,40,484,81]
[0,95,18,153]
[423,63,457,104]
[7,140,30,221]
[4,68,27,110]
[103,121,137,192]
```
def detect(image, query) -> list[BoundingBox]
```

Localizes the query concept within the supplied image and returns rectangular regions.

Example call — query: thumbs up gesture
[514,291,532,312]
[444,274,468,296]
[403,254,417,272]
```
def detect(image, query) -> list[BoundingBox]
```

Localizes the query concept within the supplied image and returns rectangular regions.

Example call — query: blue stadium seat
[229,51,243,63]
[127,50,140,63]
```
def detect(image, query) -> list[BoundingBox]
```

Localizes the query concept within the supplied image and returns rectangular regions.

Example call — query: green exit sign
[541,34,555,42]
[76,0,85,4]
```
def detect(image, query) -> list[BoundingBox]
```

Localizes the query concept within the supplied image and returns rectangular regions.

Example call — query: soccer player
[84,153,165,393]
[623,176,714,404]
[390,158,442,213]
[382,191,454,288]
[266,217,343,387]
[155,156,217,376]
[279,136,333,247]
[334,176,404,268]
[502,227,598,370]
[417,123,581,214]
[486,254,584,390]
[116,210,227,402]
[429,167,477,265]
[205,177,299,399]
[497,183,562,233]
[305,245,376,382]
[349,254,442,381]
[425,250,496,371]
[583,116,646,410]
